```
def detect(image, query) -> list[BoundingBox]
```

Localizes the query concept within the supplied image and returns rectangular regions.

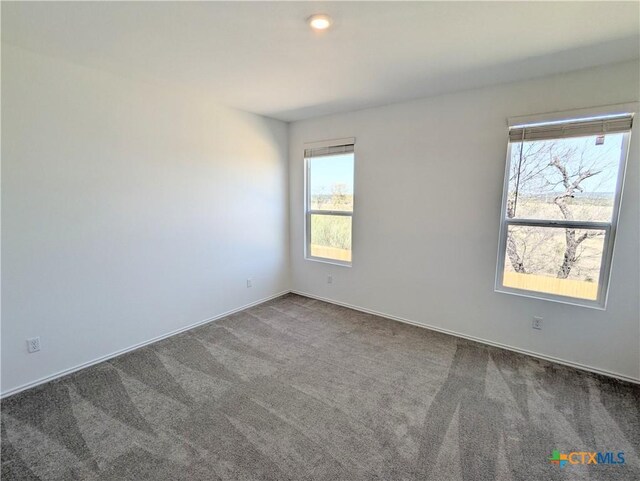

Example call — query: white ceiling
[2,1,639,122]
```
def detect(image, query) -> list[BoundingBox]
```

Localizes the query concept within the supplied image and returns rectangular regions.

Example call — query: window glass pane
[310,214,352,262]
[503,225,605,301]
[507,133,624,222]
[308,153,354,211]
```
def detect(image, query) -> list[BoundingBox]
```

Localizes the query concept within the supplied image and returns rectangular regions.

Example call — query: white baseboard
[3,288,637,399]
[292,290,640,385]
[0,290,290,399]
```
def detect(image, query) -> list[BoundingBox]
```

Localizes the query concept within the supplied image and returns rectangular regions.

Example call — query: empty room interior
[2,1,640,480]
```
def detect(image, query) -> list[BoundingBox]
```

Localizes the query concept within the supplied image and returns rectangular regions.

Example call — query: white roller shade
[509,114,633,143]
[304,137,355,158]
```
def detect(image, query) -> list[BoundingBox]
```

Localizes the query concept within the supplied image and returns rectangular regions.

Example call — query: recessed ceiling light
[308,14,332,31]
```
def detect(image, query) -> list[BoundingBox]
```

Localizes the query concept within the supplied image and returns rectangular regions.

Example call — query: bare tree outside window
[506,135,620,276]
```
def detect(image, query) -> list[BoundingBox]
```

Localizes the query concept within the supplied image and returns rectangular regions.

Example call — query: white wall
[3,45,638,396]
[1,45,290,395]
[289,60,640,381]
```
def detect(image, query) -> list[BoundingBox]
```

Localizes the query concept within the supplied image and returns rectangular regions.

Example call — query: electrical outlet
[532,317,543,330]
[327,275,333,284]
[27,337,41,353]
[246,278,252,288]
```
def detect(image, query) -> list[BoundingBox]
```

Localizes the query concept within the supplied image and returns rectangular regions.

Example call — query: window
[305,139,355,265]
[496,113,633,308]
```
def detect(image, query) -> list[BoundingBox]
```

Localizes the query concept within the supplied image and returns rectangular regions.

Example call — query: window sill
[495,285,606,310]
[304,255,352,268]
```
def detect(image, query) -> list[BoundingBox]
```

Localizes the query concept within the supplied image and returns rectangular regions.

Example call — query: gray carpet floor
[1,293,639,480]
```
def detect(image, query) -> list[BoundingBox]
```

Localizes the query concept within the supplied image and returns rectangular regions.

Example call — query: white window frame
[304,138,355,267]
[495,106,635,309]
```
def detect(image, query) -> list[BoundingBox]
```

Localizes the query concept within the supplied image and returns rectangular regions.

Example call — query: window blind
[509,114,633,143]
[304,142,354,158]
[304,137,355,159]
